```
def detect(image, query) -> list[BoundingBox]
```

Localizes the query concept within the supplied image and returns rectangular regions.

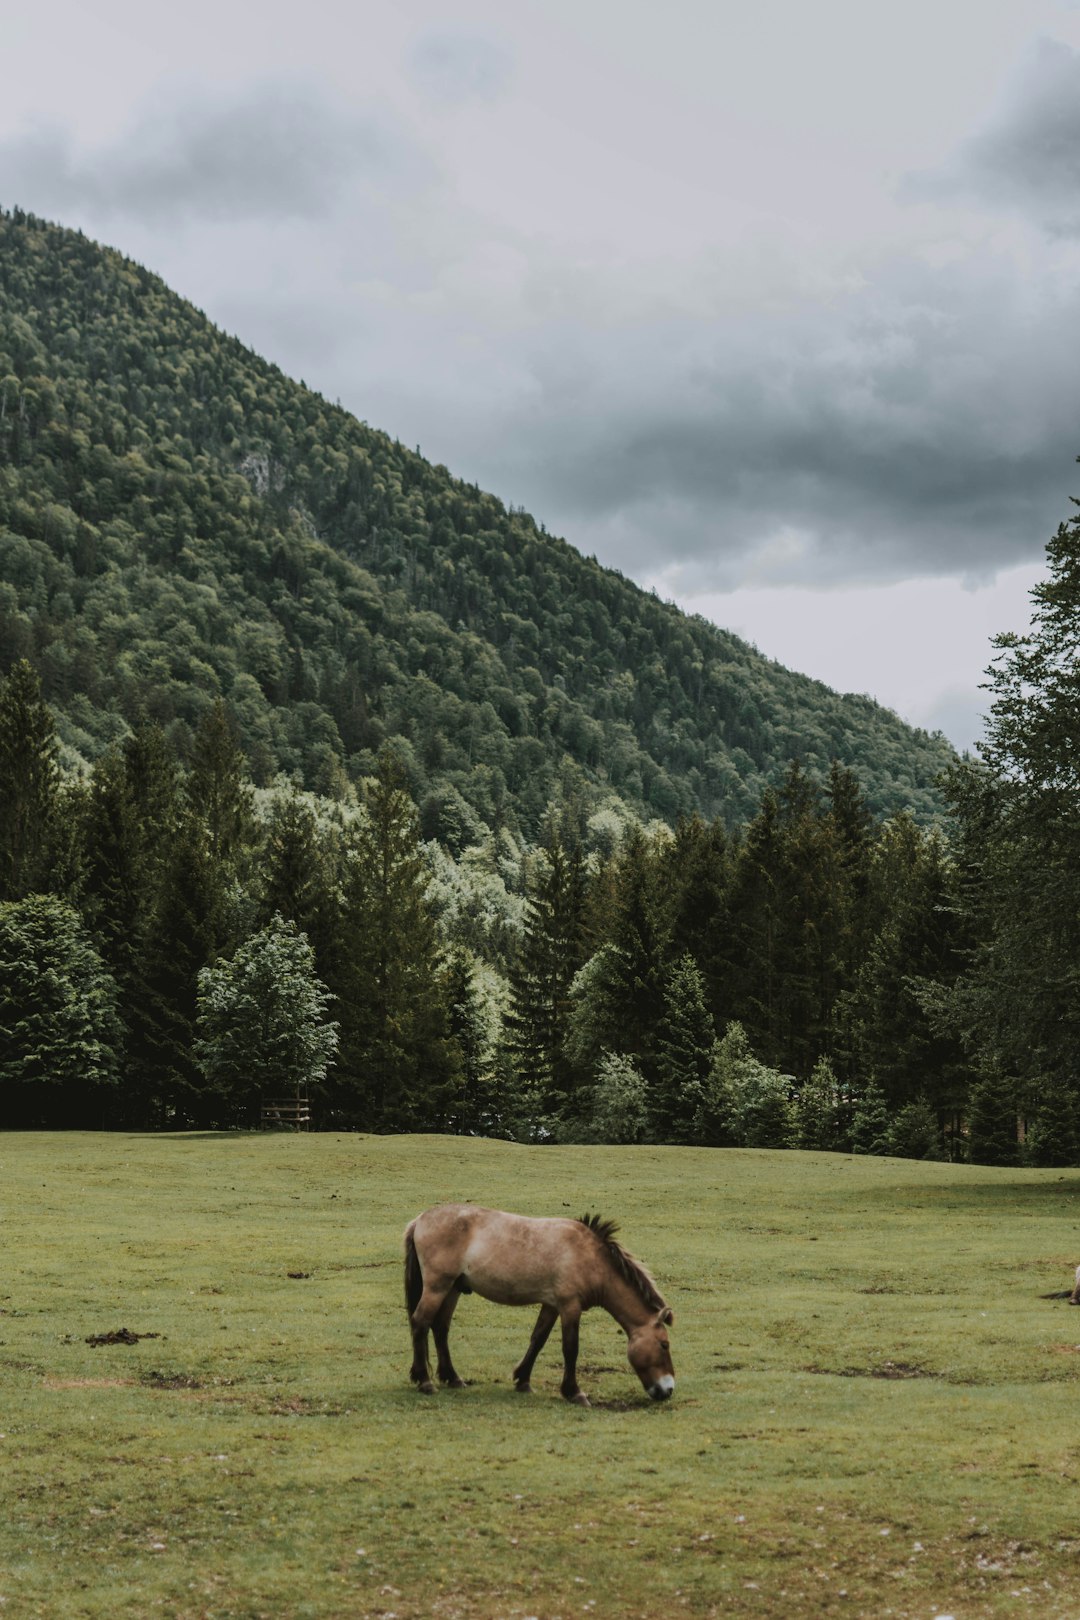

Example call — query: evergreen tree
[258,789,339,985]
[794,1056,844,1152]
[564,944,630,1085]
[661,815,731,1021]
[586,1051,650,1145]
[693,1020,751,1146]
[138,814,226,1126]
[653,953,715,1141]
[0,894,121,1126]
[850,1076,892,1156]
[846,829,975,1127]
[692,1019,794,1148]
[726,790,785,1062]
[887,1098,942,1161]
[445,947,497,1134]
[0,660,60,900]
[505,820,588,1123]
[967,1068,1020,1167]
[335,750,459,1130]
[1024,1075,1080,1168]
[188,699,252,872]
[602,826,669,1072]
[946,507,1080,1101]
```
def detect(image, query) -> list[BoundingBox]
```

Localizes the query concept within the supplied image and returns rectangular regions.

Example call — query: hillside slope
[0,210,955,833]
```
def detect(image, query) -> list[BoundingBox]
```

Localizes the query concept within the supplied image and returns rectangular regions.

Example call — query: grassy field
[3,1134,1080,1620]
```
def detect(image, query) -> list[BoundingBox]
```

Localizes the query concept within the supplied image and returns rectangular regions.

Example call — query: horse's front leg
[432,1288,465,1387]
[559,1308,589,1407]
[513,1304,557,1392]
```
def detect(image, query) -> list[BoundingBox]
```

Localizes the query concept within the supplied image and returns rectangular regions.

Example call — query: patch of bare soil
[141,1370,202,1389]
[85,1328,162,1347]
[803,1360,933,1379]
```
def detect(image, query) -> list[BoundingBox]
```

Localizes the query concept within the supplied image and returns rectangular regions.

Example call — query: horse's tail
[404,1220,423,1320]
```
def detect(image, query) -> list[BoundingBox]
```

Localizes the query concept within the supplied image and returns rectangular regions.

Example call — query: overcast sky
[5,0,1080,749]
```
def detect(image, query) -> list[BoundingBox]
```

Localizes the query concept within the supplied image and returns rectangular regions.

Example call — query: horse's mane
[578,1213,667,1311]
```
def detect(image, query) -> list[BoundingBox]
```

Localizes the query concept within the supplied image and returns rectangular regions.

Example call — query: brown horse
[403,1205,675,1406]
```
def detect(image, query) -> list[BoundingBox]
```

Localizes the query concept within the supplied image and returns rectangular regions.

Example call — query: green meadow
[3,1134,1080,1620]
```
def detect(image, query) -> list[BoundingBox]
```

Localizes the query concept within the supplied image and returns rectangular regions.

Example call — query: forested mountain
[0,209,954,837]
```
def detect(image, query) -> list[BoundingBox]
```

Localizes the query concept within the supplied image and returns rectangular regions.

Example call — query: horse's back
[409,1204,590,1308]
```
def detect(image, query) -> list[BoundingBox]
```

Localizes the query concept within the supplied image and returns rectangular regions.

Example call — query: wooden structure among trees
[260,1093,311,1131]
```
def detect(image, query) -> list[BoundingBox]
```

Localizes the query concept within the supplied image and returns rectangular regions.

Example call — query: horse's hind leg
[432,1289,465,1387]
[410,1282,458,1393]
[409,1313,434,1393]
[512,1304,557,1392]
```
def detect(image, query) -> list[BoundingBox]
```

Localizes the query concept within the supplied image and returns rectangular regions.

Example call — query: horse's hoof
[514,1380,532,1394]
[418,1380,436,1394]
[571,1392,591,1407]
[444,1377,466,1389]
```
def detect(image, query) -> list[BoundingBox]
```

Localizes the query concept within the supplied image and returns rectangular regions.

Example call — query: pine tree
[946,508,1080,1100]
[0,659,60,900]
[967,1069,1020,1166]
[846,829,975,1127]
[653,953,715,1141]
[850,1076,892,1155]
[0,894,122,1126]
[661,815,731,1021]
[1024,1075,1080,1168]
[794,1056,843,1152]
[138,814,226,1126]
[586,1051,650,1144]
[888,1098,942,1160]
[505,821,589,1124]
[445,947,498,1135]
[188,699,252,872]
[335,750,459,1130]
[692,1019,794,1148]
[603,826,669,1073]
[258,789,339,986]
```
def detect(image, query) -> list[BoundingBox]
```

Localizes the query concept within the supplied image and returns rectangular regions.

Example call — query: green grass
[3,1134,1080,1619]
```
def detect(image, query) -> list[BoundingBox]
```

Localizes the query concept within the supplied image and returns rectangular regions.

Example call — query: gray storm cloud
[407,30,511,104]
[908,38,1080,235]
[470,257,1080,590]
[2,60,1078,598]
[0,84,404,225]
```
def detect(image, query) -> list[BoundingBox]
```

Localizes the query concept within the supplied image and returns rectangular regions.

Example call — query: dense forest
[0,209,954,841]
[2,209,1077,1164]
[3,594,1077,1167]
[0,659,973,1151]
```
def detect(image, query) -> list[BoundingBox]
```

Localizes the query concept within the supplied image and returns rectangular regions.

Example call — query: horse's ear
[658,1307,674,1326]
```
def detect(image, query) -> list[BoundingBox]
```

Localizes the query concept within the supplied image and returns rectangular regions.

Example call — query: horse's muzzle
[648,1377,675,1401]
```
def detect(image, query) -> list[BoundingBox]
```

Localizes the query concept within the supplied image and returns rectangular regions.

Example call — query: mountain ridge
[0,208,955,835]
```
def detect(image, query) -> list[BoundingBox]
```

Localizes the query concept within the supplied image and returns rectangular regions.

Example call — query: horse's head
[627,1306,675,1401]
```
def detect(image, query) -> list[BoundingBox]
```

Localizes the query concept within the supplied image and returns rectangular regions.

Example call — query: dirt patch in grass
[140,1370,203,1389]
[85,1328,162,1347]
[803,1359,934,1379]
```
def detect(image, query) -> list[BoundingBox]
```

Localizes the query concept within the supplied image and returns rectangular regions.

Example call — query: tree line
[4,604,1074,1164]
